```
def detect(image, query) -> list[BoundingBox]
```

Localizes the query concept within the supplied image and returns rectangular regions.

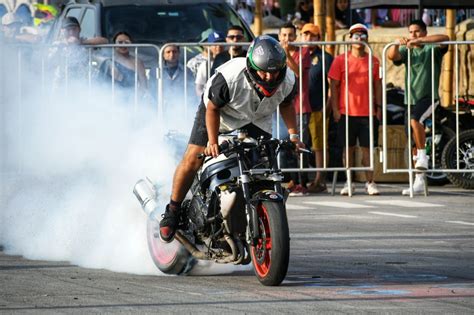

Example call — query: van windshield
[102,3,251,45]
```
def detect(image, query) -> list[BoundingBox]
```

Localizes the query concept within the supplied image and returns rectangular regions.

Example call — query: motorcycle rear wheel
[250,201,290,286]
[146,218,192,275]
[441,129,474,189]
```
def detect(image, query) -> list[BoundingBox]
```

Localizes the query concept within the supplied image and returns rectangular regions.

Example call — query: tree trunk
[442,9,455,107]
[313,0,325,39]
[325,0,335,56]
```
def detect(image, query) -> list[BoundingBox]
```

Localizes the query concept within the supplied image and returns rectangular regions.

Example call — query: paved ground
[1,183,473,314]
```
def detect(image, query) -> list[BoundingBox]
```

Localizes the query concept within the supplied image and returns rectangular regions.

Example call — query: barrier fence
[1,40,472,197]
[381,41,474,197]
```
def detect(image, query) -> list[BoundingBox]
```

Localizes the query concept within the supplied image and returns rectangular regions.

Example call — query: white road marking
[304,201,374,208]
[286,204,312,210]
[369,211,418,218]
[365,200,443,208]
[446,221,474,226]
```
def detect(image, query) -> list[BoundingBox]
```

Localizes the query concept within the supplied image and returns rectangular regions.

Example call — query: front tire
[250,201,290,286]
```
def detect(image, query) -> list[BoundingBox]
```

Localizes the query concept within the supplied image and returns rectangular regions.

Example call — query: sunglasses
[117,40,131,44]
[227,35,244,40]
[351,33,368,40]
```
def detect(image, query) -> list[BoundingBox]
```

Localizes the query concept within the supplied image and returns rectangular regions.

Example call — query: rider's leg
[171,144,205,203]
[160,102,208,242]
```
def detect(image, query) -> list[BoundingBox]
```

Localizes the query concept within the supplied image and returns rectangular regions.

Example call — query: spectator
[335,0,363,30]
[49,17,108,90]
[279,22,311,196]
[302,23,333,194]
[1,13,22,43]
[100,31,147,93]
[195,31,225,96]
[53,17,108,46]
[328,23,382,196]
[295,0,313,24]
[209,25,247,76]
[161,44,196,116]
[387,20,449,195]
[186,34,214,78]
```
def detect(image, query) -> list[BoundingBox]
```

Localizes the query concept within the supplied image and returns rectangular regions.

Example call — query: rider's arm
[279,101,298,136]
[279,79,298,136]
[206,100,220,148]
[204,73,230,157]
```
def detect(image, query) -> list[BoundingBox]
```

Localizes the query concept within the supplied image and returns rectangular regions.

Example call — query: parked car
[46,0,254,51]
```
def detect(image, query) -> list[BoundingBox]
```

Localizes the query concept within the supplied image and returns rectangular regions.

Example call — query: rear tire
[441,129,474,189]
[250,201,290,286]
[146,218,192,275]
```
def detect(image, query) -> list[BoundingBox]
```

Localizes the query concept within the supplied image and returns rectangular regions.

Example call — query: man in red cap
[328,23,382,196]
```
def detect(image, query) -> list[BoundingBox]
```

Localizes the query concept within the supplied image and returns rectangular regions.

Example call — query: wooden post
[254,0,263,36]
[314,0,325,39]
[325,0,335,56]
[442,9,456,107]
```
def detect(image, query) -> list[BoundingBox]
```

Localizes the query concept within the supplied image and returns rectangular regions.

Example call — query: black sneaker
[159,205,179,242]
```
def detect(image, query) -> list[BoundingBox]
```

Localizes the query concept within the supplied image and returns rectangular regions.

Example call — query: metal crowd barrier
[381,40,474,197]
[279,41,376,196]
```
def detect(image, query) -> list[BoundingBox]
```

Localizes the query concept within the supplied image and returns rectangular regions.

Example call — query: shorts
[337,115,379,148]
[188,101,271,146]
[188,102,208,146]
[408,97,439,124]
[308,111,329,150]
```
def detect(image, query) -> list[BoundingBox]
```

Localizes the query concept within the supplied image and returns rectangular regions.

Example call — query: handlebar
[196,137,311,160]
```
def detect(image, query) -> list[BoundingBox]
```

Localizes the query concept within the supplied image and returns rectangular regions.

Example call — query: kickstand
[331,171,338,196]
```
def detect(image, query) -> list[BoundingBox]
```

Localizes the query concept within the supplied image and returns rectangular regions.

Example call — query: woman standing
[102,31,147,92]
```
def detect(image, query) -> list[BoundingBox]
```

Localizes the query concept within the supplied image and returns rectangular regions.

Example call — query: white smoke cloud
[0,43,243,275]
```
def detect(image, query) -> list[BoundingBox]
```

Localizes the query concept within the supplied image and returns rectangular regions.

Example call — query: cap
[301,23,321,37]
[62,17,80,29]
[349,23,368,35]
[207,31,226,43]
[2,13,21,26]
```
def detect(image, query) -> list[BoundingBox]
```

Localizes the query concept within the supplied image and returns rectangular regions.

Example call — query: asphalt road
[1,183,473,314]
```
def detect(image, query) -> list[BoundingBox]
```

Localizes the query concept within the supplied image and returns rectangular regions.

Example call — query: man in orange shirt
[328,23,382,195]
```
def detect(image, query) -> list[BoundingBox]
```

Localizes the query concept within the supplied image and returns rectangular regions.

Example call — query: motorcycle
[441,99,474,189]
[387,84,473,188]
[134,132,305,286]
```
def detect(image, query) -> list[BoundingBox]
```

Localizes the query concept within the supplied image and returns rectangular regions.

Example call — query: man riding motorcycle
[160,35,304,242]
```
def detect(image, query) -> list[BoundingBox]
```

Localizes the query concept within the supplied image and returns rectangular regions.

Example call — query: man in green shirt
[387,20,448,195]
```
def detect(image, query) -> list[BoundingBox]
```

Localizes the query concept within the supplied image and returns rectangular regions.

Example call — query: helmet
[246,35,287,97]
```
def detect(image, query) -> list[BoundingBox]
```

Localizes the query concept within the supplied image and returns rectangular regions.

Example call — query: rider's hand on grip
[198,141,229,159]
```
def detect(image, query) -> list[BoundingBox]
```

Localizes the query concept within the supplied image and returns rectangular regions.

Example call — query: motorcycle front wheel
[250,201,290,286]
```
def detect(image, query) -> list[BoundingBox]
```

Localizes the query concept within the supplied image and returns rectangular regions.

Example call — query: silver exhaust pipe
[133,178,161,221]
